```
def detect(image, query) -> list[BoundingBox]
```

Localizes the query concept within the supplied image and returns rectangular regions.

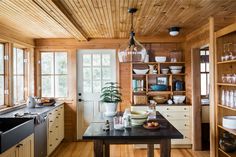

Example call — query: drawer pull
[55,109,58,111]
[50,144,52,146]
[184,136,187,138]
[58,113,61,115]
[184,115,187,117]
[56,126,58,128]
[49,113,52,115]
[50,120,53,122]
[56,138,58,141]
[166,115,170,117]
[184,108,187,110]
[166,108,169,110]
[184,124,187,126]
[56,116,59,118]
[50,131,52,133]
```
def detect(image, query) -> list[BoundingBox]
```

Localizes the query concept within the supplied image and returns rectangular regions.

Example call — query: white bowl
[173,95,186,104]
[161,68,169,74]
[169,66,183,70]
[155,56,166,62]
[131,118,146,126]
[171,69,182,74]
[223,116,236,129]
[131,111,148,119]
[133,69,149,74]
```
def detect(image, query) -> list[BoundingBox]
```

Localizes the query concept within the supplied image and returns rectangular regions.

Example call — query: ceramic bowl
[170,69,182,74]
[223,116,236,129]
[131,111,147,119]
[133,69,149,74]
[173,95,186,104]
[155,56,166,62]
[131,118,146,126]
[169,66,183,70]
[161,68,169,74]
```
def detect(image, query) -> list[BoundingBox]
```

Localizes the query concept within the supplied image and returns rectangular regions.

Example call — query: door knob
[78,99,83,102]
[78,93,82,96]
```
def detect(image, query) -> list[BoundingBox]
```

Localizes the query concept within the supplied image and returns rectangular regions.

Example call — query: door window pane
[14,76,24,103]
[93,80,101,93]
[83,68,91,80]
[55,75,67,97]
[200,63,205,72]
[102,68,111,80]
[41,53,53,74]
[83,54,91,66]
[102,54,111,66]
[201,74,207,96]
[42,76,54,97]
[93,54,101,66]
[93,68,101,80]
[55,53,67,74]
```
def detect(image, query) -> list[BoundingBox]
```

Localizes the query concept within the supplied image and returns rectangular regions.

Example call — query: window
[41,52,68,98]
[13,47,25,103]
[200,48,209,97]
[0,44,4,106]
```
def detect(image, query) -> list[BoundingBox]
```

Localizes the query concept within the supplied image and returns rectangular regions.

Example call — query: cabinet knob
[50,144,52,146]
[184,108,187,110]
[184,115,187,117]
[166,115,170,117]
[184,124,187,126]
[50,131,52,133]
[166,108,169,110]
[56,138,58,141]
[50,120,53,122]
[56,126,58,128]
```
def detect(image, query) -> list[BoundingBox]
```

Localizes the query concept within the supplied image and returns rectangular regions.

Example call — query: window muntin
[41,52,68,98]
[13,47,25,103]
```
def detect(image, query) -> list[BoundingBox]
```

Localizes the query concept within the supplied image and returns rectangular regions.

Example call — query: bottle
[230,90,234,108]
[222,89,225,105]
[123,108,131,128]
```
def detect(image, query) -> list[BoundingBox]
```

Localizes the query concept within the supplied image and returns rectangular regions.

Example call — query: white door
[77,49,116,139]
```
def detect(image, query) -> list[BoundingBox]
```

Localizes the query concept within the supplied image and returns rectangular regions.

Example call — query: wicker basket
[133,95,148,105]
[153,95,167,104]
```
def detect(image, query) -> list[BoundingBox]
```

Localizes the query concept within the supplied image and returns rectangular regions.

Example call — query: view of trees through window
[41,52,68,98]
[0,44,4,106]
[13,47,25,103]
[200,48,209,98]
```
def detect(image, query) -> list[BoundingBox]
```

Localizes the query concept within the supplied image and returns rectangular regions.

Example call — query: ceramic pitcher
[148,65,154,74]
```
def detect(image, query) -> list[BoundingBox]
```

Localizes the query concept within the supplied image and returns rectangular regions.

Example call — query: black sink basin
[0,118,34,153]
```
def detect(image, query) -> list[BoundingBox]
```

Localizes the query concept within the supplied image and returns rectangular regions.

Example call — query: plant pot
[103,102,117,116]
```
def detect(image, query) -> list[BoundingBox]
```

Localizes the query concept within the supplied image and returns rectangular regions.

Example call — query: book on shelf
[132,80,144,92]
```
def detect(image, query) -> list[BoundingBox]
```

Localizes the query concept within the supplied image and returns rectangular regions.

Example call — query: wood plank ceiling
[0,0,236,41]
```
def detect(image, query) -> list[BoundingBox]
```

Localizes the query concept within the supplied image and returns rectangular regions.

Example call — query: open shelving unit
[131,61,186,105]
[215,26,236,157]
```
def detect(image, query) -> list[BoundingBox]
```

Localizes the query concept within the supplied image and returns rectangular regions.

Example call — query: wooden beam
[215,22,236,38]
[33,0,88,41]
[209,16,216,157]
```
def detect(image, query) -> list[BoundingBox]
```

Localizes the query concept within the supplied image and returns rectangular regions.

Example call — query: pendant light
[118,8,147,63]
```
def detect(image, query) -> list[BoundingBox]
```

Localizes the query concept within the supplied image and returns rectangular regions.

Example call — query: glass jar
[230,90,234,108]
[225,90,230,106]
[226,74,232,83]
[222,74,227,83]
[234,90,236,108]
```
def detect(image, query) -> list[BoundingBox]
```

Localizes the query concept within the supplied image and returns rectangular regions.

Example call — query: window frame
[40,51,69,98]
[0,43,5,108]
[13,47,28,104]
[200,48,210,98]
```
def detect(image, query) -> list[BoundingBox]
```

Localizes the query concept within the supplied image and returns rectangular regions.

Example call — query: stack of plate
[131,111,147,126]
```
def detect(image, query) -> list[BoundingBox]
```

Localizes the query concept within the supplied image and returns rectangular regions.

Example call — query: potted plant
[100,82,122,116]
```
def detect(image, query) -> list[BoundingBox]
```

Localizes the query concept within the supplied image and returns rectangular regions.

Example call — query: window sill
[0,104,26,115]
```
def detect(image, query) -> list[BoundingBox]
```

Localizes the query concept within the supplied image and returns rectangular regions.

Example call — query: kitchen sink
[0,118,34,153]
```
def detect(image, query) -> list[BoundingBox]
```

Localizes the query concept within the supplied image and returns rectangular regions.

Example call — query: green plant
[100,82,122,103]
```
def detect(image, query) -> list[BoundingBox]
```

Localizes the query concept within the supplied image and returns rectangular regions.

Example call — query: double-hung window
[40,52,68,98]
[200,48,209,98]
[13,47,26,103]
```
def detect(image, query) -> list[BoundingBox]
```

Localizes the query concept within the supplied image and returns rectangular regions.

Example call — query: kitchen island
[83,112,183,157]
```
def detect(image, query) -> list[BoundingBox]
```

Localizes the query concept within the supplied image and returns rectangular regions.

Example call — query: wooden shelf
[218,125,236,136]
[217,60,236,64]
[219,148,236,157]
[133,91,146,94]
[173,91,186,93]
[132,74,146,77]
[218,104,236,111]
[147,91,172,95]
[217,83,236,87]
[132,62,185,65]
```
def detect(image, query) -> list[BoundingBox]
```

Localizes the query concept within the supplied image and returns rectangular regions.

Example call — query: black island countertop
[83,112,183,140]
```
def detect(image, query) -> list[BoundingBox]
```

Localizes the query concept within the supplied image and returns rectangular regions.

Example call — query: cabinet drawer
[156,106,190,112]
[161,112,190,120]
[168,120,190,130]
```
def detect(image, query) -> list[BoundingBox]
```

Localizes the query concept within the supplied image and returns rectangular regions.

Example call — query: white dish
[173,95,186,104]
[223,116,236,129]
[131,111,148,119]
[131,118,146,126]
[104,111,117,117]
[133,69,149,74]
[155,56,166,63]
[161,68,169,74]
[171,69,182,74]
[169,66,183,70]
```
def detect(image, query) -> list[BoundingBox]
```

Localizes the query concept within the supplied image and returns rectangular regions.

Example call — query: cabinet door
[0,146,18,157]
[18,134,34,157]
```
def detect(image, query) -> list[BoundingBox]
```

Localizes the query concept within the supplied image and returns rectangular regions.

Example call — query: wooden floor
[50,141,210,157]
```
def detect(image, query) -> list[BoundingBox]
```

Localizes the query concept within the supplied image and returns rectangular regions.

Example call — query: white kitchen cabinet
[131,105,192,147]
[47,105,64,156]
[0,134,34,157]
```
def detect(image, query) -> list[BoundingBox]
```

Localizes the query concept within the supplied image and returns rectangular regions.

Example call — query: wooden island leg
[160,139,171,157]
[94,140,103,157]
[105,143,110,157]
[147,144,154,157]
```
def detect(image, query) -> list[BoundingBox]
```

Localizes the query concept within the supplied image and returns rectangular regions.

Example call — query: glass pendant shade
[118,32,147,63]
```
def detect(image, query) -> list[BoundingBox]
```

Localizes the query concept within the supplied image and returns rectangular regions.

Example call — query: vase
[103,102,117,116]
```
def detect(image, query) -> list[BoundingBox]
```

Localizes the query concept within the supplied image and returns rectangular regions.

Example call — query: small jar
[226,74,232,83]
[222,74,227,83]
